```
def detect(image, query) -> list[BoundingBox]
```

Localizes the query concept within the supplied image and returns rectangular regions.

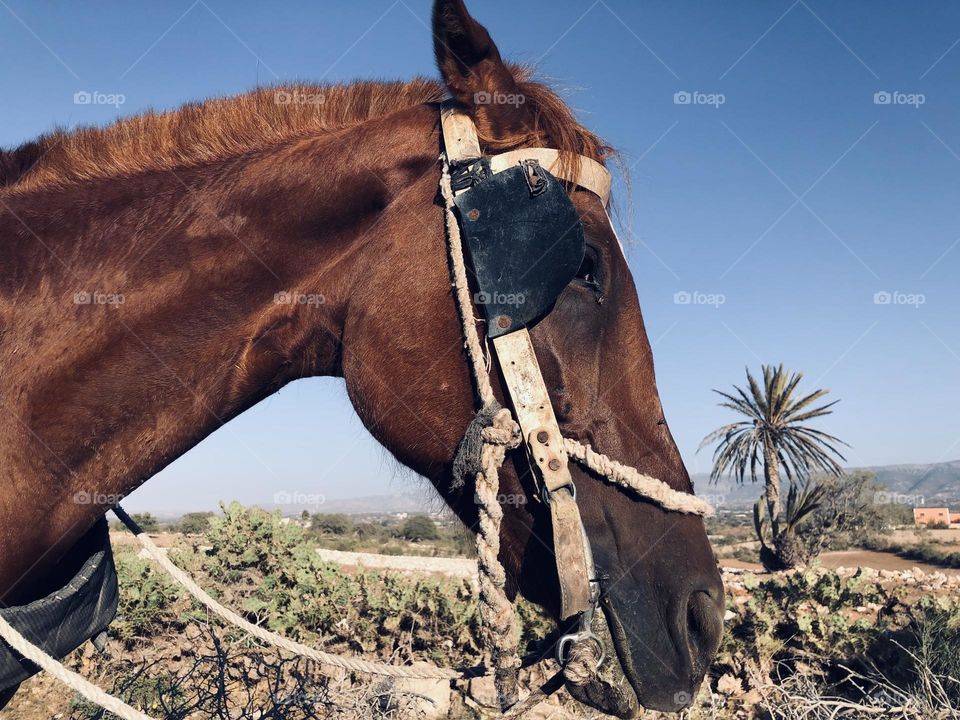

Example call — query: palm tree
[700,364,847,569]
[753,478,827,569]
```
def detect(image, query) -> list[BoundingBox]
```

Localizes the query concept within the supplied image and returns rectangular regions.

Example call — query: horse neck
[0,104,439,599]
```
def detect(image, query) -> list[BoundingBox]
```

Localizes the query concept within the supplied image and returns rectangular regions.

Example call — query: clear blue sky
[2,1,958,512]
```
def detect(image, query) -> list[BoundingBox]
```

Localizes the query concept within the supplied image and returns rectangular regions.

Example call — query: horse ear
[432,0,529,138]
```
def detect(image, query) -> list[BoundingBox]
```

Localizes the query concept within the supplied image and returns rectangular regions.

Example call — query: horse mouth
[560,597,643,719]
[601,595,646,709]
[583,592,708,716]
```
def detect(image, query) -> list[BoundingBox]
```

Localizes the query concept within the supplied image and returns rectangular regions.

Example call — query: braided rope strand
[441,157,524,708]
[474,410,523,708]
[440,157,497,407]
[564,440,714,517]
[113,507,458,681]
[0,614,155,720]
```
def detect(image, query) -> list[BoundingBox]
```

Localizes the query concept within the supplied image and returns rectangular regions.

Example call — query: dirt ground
[720,549,960,575]
[5,542,959,720]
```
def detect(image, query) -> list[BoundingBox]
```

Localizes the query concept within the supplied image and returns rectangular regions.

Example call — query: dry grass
[754,651,960,720]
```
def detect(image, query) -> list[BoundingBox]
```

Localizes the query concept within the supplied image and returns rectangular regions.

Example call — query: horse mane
[0,66,610,195]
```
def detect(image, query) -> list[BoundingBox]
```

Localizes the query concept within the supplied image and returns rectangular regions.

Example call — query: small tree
[131,512,159,533]
[754,479,826,568]
[801,471,893,555]
[176,511,215,535]
[354,522,380,540]
[399,515,439,542]
[311,513,353,536]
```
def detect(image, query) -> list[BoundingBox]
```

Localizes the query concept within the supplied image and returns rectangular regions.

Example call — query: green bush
[180,502,488,664]
[111,547,184,640]
[131,512,159,533]
[311,513,353,536]
[914,604,960,702]
[398,515,439,542]
[174,511,215,534]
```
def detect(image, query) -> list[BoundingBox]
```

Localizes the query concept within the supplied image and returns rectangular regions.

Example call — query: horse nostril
[686,590,722,665]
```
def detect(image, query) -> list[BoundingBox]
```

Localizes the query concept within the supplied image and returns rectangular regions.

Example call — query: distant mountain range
[255,492,440,517]
[694,460,960,510]
[866,460,960,505]
[258,460,960,516]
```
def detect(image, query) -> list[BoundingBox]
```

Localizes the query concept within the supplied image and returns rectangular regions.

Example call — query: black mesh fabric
[0,517,119,691]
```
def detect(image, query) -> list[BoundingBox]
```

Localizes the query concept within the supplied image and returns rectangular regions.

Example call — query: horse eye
[576,252,599,287]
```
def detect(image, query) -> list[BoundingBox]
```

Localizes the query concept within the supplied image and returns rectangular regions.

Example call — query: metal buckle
[521,158,548,197]
[557,630,605,669]
[449,157,489,192]
[541,480,576,505]
[556,579,605,669]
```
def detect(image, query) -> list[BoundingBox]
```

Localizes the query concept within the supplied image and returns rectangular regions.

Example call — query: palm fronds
[699,364,847,486]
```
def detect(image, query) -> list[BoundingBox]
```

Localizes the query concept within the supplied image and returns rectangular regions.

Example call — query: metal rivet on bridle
[496,315,512,330]
[467,208,480,221]
[548,459,562,471]
[536,430,549,444]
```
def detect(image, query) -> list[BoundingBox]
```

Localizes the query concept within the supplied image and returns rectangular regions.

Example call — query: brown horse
[0,0,723,713]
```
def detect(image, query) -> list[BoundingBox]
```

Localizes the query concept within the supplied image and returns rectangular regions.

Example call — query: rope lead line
[441,155,524,708]
[0,613,155,720]
[112,507,458,681]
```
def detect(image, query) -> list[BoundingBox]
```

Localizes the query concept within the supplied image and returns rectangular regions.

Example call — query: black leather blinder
[453,160,585,338]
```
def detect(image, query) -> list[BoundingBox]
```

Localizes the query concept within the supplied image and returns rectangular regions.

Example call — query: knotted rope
[440,157,525,708]
[438,154,714,711]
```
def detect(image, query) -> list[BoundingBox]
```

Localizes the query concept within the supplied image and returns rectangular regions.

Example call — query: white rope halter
[437,99,712,710]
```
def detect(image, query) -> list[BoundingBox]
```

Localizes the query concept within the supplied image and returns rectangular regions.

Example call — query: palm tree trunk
[775,528,806,569]
[762,440,781,539]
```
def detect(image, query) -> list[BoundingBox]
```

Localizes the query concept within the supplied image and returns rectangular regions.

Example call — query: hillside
[259,460,960,516]
[690,459,960,510]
